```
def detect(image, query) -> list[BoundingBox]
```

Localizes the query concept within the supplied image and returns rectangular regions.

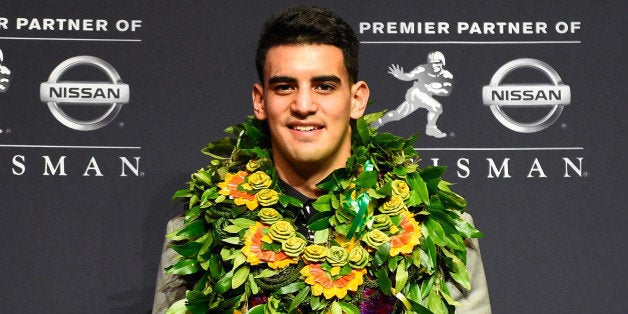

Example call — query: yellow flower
[301,264,366,299]
[258,208,282,225]
[371,214,393,231]
[217,171,258,210]
[303,245,328,263]
[389,211,421,256]
[282,237,307,257]
[256,188,279,207]
[391,180,411,200]
[246,171,272,190]
[362,229,390,249]
[241,222,297,269]
[246,159,261,172]
[378,195,406,216]
[268,221,295,243]
[326,246,348,267]
[347,246,369,269]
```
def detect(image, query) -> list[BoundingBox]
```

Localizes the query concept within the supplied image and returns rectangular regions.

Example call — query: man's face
[430,61,443,73]
[252,44,368,174]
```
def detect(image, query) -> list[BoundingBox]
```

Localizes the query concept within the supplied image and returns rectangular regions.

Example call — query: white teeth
[293,126,318,131]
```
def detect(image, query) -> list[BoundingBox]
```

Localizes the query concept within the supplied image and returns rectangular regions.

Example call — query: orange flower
[218,171,258,210]
[389,211,421,256]
[300,263,366,299]
[241,222,298,269]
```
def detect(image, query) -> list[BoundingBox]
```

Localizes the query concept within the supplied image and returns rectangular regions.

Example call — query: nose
[291,89,317,118]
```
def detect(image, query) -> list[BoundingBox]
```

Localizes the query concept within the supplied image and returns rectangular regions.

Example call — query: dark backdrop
[0,1,625,313]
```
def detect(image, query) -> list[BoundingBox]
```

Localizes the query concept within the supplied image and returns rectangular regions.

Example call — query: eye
[273,84,294,95]
[315,82,336,93]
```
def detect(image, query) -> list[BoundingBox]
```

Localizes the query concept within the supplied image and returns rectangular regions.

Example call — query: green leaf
[214,270,233,294]
[171,188,192,202]
[355,170,378,189]
[231,251,247,269]
[317,168,348,192]
[249,273,260,295]
[166,220,206,241]
[444,233,466,252]
[188,194,199,208]
[185,290,210,314]
[443,248,471,290]
[425,218,447,246]
[339,302,360,314]
[407,172,430,205]
[355,117,371,146]
[222,236,242,245]
[374,242,391,266]
[208,254,223,280]
[224,224,244,233]
[406,283,422,304]
[310,296,324,311]
[184,205,202,222]
[169,241,203,258]
[254,269,277,279]
[375,266,392,296]
[288,286,310,312]
[165,258,200,275]
[395,259,408,292]
[313,229,330,244]
[419,247,434,272]
[247,304,266,314]
[420,275,435,300]
[362,111,385,124]
[275,281,307,295]
[437,190,466,210]
[243,121,268,145]
[279,194,303,208]
[165,299,188,314]
[331,301,343,314]
[229,218,257,229]
[420,166,446,182]
[441,285,461,307]
[231,266,250,289]
[307,211,333,231]
[423,237,437,272]
[454,219,485,239]
[426,289,448,314]
[312,194,333,212]
[202,136,236,159]
[388,255,399,272]
[261,242,282,253]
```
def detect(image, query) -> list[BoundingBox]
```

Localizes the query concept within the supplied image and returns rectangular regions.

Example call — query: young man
[154,6,490,313]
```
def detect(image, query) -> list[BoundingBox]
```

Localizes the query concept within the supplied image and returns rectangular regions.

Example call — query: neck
[273,161,326,199]
[273,156,347,199]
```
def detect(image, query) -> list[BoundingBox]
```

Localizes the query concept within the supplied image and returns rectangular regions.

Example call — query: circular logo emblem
[482,58,571,133]
[40,56,129,131]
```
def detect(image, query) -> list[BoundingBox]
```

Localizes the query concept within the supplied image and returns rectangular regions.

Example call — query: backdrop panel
[0,1,625,313]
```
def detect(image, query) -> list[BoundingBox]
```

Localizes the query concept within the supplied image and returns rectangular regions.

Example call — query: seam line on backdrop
[414,147,583,151]
[0,144,141,149]
[0,36,141,42]
[361,41,581,44]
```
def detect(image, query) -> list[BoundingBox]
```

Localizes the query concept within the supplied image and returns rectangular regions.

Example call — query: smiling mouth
[290,125,323,132]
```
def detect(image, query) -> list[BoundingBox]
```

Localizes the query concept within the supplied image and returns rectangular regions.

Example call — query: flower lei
[165,112,483,314]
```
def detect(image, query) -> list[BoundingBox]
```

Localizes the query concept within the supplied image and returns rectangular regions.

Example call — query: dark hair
[255,6,359,84]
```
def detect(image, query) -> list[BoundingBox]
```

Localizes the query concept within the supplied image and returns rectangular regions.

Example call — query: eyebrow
[267,75,341,85]
[311,75,341,83]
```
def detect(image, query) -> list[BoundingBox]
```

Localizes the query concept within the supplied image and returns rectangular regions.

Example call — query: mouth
[288,123,324,132]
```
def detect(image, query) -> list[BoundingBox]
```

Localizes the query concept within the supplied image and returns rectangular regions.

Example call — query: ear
[350,81,369,119]
[252,83,267,120]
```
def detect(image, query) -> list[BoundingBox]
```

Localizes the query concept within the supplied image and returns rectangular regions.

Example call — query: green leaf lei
[166,112,483,314]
